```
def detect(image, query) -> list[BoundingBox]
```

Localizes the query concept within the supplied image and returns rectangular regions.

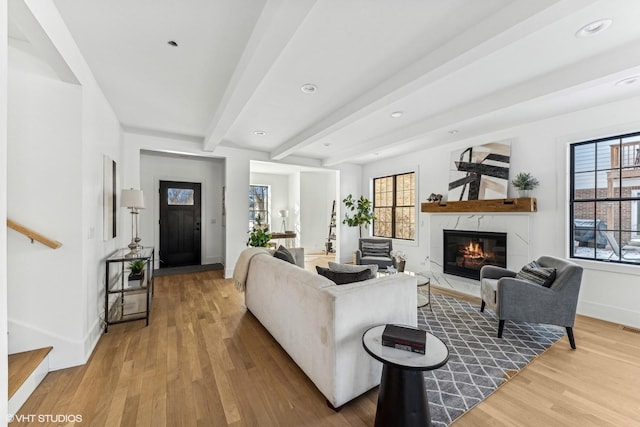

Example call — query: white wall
[300,171,336,253]
[7,0,123,369]
[363,95,640,329]
[288,172,301,247]
[141,152,225,266]
[250,172,289,232]
[0,0,9,420]
[336,164,363,263]
[8,45,84,367]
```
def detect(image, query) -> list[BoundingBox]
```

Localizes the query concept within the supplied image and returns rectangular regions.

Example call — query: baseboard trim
[577,300,640,329]
[8,318,90,370]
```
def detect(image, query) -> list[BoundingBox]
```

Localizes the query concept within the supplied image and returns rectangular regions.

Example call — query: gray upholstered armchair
[356,238,394,269]
[480,256,583,349]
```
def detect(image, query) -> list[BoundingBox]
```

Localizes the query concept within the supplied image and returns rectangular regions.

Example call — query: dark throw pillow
[273,245,296,264]
[327,261,378,279]
[515,261,557,287]
[316,266,371,285]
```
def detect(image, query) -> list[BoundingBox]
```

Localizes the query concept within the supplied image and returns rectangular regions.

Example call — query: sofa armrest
[323,274,417,406]
[355,249,362,264]
[289,247,305,268]
[481,265,517,280]
[496,277,559,322]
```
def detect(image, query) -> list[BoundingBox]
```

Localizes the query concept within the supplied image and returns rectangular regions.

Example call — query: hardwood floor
[15,268,640,426]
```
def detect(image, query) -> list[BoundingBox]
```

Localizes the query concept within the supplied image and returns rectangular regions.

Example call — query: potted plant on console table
[128,259,146,288]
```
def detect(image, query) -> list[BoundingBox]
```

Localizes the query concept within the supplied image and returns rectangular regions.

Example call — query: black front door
[159,181,201,268]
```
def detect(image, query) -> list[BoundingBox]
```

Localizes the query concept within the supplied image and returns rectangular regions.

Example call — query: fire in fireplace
[443,230,507,280]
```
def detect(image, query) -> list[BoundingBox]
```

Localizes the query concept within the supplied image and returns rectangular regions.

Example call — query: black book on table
[381,324,426,354]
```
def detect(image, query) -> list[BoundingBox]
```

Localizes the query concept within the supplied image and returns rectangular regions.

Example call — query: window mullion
[391,176,397,238]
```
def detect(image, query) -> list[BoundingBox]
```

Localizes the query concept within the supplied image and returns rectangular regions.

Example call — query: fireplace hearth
[443,230,507,280]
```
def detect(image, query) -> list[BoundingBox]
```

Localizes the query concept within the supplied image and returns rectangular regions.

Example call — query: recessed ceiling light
[323,143,332,147]
[167,40,178,47]
[575,19,612,37]
[301,84,318,94]
[254,130,266,136]
[390,111,404,118]
[448,129,459,134]
[615,76,640,87]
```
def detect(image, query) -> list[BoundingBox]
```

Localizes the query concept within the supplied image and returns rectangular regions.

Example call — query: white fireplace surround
[428,214,531,296]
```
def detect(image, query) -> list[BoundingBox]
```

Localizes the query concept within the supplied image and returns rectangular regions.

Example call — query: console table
[270,231,296,248]
[104,247,154,333]
[363,324,449,427]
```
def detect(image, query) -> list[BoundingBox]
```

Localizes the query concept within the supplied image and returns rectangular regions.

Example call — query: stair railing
[6,218,63,249]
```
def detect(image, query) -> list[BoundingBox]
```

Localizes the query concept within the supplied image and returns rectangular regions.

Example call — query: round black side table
[362,324,449,427]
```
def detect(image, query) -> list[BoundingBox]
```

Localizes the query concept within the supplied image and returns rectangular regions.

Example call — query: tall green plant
[342,194,376,238]
[247,215,272,247]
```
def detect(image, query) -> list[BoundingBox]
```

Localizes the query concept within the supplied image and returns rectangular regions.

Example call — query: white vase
[518,189,531,198]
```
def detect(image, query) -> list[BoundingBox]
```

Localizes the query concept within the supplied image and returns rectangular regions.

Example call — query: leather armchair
[480,256,583,349]
[355,238,394,269]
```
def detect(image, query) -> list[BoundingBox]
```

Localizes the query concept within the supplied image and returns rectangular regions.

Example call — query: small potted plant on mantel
[128,259,146,288]
[511,172,539,198]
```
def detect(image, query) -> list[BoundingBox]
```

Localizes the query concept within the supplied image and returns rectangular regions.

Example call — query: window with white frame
[249,185,269,231]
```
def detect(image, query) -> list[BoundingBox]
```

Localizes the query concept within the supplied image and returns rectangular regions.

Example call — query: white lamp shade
[279,209,289,218]
[121,189,145,209]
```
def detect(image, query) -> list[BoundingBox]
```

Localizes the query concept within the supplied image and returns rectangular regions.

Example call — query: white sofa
[244,252,417,408]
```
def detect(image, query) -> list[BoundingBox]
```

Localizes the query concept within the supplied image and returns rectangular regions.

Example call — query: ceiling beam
[203,0,318,151]
[321,40,640,166]
[9,0,79,84]
[269,0,599,161]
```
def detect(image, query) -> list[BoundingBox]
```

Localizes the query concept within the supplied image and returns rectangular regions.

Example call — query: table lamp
[279,209,289,232]
[121,188,145,256]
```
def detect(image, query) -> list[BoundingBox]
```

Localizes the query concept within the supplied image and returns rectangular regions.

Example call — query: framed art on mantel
[103,155,117,240]
[448,140,511,201]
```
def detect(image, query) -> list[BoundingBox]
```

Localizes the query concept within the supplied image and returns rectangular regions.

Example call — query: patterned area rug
[418,290,564,426]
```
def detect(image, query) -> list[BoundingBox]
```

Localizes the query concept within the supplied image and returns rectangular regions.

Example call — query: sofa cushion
[328,262,378,279]
[316,266,371,285]
[273,245,296,264]
[361,241,390,257]
[515,261,557,287]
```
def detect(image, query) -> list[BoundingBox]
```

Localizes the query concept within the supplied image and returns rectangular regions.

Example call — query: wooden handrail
[7,219,63,249]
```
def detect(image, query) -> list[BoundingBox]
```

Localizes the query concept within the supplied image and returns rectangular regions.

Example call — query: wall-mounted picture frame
[222,186,226,226]
[103,155,117,240]
[448,140,511,201]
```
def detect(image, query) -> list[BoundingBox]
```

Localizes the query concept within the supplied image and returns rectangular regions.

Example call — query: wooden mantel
[421,197,537,213]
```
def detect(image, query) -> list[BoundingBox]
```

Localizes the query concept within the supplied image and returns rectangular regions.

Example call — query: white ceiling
[42,0,640,166]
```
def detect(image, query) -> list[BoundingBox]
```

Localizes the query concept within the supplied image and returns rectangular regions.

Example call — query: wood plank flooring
[14,267,640,426]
